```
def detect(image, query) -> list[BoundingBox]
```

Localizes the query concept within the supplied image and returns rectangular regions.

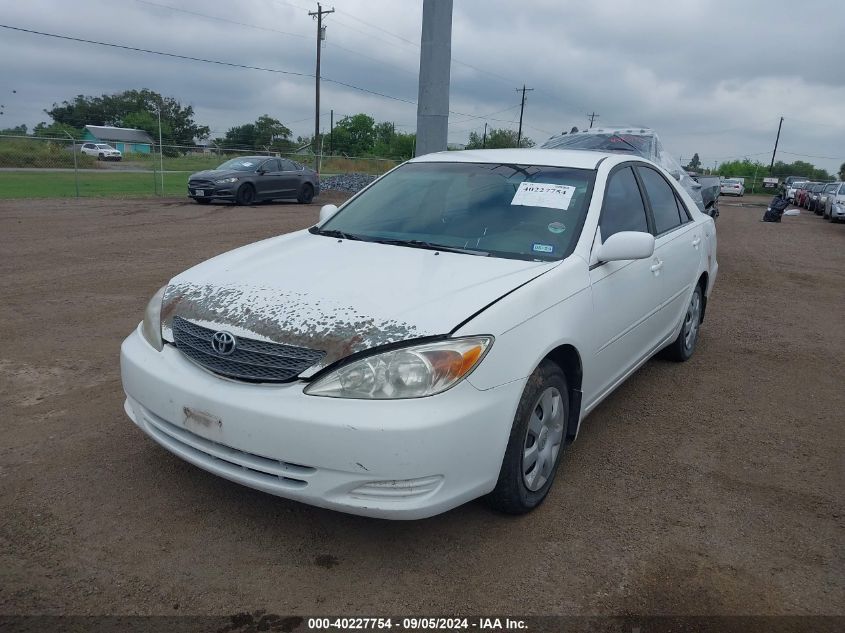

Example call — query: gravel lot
[0,193,842,617]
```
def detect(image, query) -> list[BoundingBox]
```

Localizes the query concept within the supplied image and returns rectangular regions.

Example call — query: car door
[81,143,95,156]
[635,165,702,341]
[588,165,667,397]
[279,159,303,197]
[255,158,281,199]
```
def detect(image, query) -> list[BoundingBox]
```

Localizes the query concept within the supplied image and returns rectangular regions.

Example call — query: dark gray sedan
[188,156,320,205]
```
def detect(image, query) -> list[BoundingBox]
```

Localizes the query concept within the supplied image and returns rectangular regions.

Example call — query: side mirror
[318,204,339,224]
[595,231,655,263]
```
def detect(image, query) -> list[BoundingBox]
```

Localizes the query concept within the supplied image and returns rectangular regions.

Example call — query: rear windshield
[318,162,597,261]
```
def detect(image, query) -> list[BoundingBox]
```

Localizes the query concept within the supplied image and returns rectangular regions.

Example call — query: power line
[0,23,418,105]
[136,0,418,79]
[134,0,308,39]
[779,150,842,161]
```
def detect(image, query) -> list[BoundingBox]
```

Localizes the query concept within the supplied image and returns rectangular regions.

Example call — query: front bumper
[120,326,523,519]
[831,205,845,220]
[188,184,236,201]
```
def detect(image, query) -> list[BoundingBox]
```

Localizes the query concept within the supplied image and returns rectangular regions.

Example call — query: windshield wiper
[368,237,490,256]
[310,227,364,241]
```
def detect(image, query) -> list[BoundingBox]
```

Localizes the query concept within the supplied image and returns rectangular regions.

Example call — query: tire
[662,283,703,362]
[195,198,211,205]
[487,360,569,515]
[297,183,315,204]
[98,153,104,161]
[235,183,256,206]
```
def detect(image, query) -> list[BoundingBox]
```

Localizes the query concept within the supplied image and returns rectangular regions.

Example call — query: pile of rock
[320,173,378,193]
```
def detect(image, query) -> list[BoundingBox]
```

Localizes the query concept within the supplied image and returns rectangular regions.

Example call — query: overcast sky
[1,0,842,172]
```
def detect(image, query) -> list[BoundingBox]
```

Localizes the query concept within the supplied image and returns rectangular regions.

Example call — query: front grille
[172,316,325,383]
[188,179,213,188]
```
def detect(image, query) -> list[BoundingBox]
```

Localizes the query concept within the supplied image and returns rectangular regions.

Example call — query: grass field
[0,171,189,199]
[124,153,398,175]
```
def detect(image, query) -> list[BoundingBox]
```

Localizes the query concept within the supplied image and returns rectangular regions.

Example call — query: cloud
[0,0,841,172]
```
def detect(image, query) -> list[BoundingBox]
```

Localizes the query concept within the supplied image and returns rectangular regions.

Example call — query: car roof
[409,148,616,170]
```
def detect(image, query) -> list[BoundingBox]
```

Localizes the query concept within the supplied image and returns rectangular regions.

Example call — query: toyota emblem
[210,330,237,356]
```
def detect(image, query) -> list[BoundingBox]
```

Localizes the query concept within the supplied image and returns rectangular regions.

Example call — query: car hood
[189,169,245,180]
[161,230,555,372]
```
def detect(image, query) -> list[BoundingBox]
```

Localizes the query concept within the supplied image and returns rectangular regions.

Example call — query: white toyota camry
[120,148,718,519]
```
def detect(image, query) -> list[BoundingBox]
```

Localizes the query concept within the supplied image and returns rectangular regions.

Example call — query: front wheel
[663,284,703,362]
[487,361,569,515]
[297,183,314,204]
[235,183,256,206]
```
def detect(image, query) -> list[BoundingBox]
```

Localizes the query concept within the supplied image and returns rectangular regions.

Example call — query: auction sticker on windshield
[511,182,575,210]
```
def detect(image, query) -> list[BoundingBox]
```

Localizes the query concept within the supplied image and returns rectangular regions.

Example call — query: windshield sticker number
[512,182,575,210]
[532,243,554,253]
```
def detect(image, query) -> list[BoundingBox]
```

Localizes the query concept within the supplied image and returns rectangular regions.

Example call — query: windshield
[217,158,262,171]
[317,162,596,261]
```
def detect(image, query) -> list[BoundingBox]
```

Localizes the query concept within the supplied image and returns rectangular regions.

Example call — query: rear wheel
[663,284,703,362]
[297,183,314,204]
[487,361,568,515]
[235,183,256,206]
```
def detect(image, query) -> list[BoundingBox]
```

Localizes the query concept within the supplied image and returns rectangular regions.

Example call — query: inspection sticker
[532,243,554,253]
[511,182,575,210]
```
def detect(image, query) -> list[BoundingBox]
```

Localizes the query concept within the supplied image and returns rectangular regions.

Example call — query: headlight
[305,337,493,399]
[214,176,239,184]
[141,286,166,351]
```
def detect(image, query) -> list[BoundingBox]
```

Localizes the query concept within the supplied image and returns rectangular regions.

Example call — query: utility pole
[516,84,533,147]
[482,122,487,149]
[769,116,784,174]
[329,109,333,156]
[415,0,453,156]
[587,112,599,128]
[309,2,334,171]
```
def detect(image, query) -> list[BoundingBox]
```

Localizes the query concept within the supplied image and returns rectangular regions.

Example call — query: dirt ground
[0,193,842,617]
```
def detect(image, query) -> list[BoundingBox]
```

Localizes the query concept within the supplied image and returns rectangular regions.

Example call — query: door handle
[692,236,701,248]
[650,259,664,273]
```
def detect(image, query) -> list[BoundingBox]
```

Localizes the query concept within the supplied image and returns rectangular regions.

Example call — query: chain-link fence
[0,134,399,199]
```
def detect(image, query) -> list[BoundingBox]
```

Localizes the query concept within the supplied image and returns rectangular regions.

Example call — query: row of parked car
[788,180,845,222]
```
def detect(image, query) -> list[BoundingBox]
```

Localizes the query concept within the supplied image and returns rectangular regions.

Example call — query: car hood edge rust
[161,231,556,374]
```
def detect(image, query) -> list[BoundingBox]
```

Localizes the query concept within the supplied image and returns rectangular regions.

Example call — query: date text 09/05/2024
[307,617,528,630]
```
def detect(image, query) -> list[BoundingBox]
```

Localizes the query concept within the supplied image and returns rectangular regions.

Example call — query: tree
[254,115,292,150]
[839,162,845,181]
[33,121,82,138]
[331,114,376,156]
[219,115,293,151]
[46,89,210,145]
[222,123,258,149]
[0,124,27,135]
[685,153,701,171]
[466,128,534,149]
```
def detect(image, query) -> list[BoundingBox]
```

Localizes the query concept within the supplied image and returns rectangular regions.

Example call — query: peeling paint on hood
[161,229,555,373]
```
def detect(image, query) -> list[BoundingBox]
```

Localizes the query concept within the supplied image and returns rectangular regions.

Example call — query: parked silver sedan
[720,179,745,197]
[822,182,845,222]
